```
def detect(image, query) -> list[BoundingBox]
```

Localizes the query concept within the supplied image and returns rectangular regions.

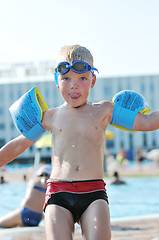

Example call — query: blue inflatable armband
[110,90,150,132]
[9,87,49,142]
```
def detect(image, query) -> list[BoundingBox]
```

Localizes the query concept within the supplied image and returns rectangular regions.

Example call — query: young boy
[1,44,159,240]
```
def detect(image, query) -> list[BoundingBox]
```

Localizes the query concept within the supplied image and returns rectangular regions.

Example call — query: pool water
[0,181,27,217]
[107,177,159,218]
[0,176,159,219]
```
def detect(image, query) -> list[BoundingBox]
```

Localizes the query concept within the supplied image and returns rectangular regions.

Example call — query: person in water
[0,164,51,227]
[110,171,126,185]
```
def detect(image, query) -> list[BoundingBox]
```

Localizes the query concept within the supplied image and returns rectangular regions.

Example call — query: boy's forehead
[56,55,93,66]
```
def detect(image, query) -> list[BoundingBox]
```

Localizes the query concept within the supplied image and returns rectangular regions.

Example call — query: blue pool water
[0,181,27,217]
[107,176,159,218]
[0,173,159,219]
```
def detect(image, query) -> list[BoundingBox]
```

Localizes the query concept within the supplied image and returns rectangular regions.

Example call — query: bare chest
[52,110,105,140]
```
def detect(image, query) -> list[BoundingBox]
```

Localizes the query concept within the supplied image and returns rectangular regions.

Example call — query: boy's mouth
[69,93,81,100]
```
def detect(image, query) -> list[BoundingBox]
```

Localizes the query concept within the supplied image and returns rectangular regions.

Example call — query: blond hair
[56,44,94,67]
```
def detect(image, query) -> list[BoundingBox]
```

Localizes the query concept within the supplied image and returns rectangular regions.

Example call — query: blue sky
[0,0,159,77]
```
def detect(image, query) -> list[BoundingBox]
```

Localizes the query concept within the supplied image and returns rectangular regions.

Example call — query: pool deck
[0,214,159,240]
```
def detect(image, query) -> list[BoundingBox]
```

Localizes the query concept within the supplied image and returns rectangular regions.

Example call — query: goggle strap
[92,67,99,73]
[54,72,59,86]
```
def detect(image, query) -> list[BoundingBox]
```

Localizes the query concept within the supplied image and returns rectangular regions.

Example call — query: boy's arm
[133,111,159,131]
[0,135,34,167]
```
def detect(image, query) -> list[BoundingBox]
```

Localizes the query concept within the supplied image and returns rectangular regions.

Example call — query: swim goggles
[54,60,99,86]
[55,60,99,75]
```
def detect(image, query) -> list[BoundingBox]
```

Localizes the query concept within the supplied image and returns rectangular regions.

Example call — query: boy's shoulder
[42,104,66,121]
[44,105,63,115]
[91,100,114,124]
[94,100,114,110]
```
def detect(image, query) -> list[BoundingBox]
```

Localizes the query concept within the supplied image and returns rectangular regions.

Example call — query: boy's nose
[70,80,79,89]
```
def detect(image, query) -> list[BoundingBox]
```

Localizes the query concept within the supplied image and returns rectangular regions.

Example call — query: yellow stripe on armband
[35,87,49,121]
[139,107,150,115]
[110,123,135,132]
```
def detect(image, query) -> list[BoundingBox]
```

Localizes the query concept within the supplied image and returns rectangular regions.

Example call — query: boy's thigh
[44,204,74,240]
[80,199,111,240]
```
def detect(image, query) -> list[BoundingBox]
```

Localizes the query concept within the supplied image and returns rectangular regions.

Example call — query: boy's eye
[81,77,86,81]
[62,77,69,81]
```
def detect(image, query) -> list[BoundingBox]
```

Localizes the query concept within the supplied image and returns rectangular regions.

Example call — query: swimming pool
[0,176,159,219]
[107,176,159,218]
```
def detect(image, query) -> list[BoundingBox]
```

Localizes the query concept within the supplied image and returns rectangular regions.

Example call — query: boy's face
[57,69,96,108]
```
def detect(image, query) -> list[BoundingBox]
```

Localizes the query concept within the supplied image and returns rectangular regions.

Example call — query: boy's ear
[91,74,96,88]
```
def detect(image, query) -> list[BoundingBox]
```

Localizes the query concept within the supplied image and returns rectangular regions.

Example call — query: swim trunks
[44,179,108,223]
[21,207,42,226]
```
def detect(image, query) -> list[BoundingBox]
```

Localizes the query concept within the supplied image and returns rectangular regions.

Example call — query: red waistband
[46,179,106,194]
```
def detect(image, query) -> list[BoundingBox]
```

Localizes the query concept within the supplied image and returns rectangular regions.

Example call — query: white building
[0,62,159,162]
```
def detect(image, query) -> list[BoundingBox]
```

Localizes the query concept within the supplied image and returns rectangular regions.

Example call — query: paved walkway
[0,215,158,240]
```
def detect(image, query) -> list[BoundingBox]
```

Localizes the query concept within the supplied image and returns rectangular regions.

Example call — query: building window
[152,132,157,147]
[106,140,114,148]
[45,89,49,98]
[143,133,147,147]
[150,83,154,93]
[120,140,124,148]
[129,133,133,149]
[89,88,94,99]
[0,123,5,129]
[0,108,4,115]
[29,146,33,152]
[118,85,122,92]
[10,91,14,101]
[0,139,5,148]
[141,83,145,93]
[0,91,4,101]
[10,123,15,129]
[18,90,22,98]
[103,86,111,96]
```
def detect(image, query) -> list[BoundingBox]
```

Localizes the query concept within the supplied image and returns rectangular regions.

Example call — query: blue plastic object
[9,87,49,142]
[111,90,150,131]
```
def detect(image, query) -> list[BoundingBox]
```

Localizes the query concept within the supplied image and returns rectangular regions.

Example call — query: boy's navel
[76,166,79,171]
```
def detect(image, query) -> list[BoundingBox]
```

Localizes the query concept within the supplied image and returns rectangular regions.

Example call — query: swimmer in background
[0,164,51,228]
[109,171,126,185]
[136,147,146,163]
[0,176,7,184]
[1,44,159,239]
